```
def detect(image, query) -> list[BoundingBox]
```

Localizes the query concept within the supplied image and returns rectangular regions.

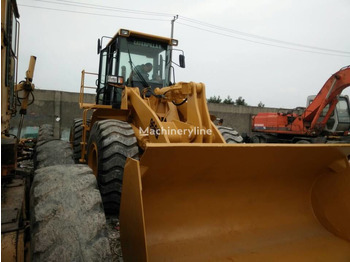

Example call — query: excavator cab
[307,95,350,133]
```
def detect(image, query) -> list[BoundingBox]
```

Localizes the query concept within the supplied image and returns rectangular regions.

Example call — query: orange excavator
[251,66,350,143]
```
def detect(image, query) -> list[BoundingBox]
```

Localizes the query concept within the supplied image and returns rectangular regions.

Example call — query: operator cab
[307,95,350,133]
[96,29,182,108]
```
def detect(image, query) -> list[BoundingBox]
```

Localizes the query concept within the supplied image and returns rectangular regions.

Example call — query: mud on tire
[88,120,139,215]
[37,124,54,145]
[31,164,112,262]
[35,140,74,169]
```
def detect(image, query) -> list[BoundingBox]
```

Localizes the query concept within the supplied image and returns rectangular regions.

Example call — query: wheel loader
[73,29,350,261]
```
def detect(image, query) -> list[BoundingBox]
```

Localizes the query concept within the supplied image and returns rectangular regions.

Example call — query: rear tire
[250,135,267,143]
[217,126,243,143]
[87,120,139,215]
[31,164,112,261]
[70,118,90,163]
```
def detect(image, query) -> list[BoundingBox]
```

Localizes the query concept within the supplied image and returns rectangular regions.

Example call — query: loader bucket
[120,144,350,261]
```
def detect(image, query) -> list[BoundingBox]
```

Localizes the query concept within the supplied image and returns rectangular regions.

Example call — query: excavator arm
[302,66,350,133]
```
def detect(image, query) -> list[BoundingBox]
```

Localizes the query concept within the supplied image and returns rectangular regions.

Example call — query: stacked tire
[31,124,112,261]
[217,126,243,143]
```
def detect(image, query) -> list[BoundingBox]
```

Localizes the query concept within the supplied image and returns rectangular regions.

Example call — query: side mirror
[97,38,101,54]
[179,54,185,68]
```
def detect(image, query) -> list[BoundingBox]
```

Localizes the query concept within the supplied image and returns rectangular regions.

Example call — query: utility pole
[169,15,178,82]
[171,15,178,39]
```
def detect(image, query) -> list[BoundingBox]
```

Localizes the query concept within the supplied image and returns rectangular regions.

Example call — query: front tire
[87,120,139,215]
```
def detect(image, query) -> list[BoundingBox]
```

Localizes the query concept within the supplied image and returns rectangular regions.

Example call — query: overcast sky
[17,0,350,108]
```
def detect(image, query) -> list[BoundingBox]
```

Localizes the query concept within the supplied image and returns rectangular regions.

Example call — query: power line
[37,0,349,55]
[34,0,174,17]
[18,4,170,21]
[177,22,350,57]
[180,16,350,55]
[22,1,350,57]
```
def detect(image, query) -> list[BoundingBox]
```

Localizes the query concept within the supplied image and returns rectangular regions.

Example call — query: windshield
[118,36,171,88]
[336,97,350,123]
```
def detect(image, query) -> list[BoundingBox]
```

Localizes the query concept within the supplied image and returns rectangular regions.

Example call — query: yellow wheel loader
[74,29,350,261]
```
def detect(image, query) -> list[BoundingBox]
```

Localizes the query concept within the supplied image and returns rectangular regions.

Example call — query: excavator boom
[304,66,350,130]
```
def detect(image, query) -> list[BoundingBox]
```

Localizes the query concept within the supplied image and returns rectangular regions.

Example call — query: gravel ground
[106,216,123,261]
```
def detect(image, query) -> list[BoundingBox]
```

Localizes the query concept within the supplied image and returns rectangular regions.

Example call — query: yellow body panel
[120,144,350,261]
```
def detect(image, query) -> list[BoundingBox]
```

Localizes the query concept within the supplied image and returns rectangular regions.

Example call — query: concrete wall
[10,89,95,139]
[10,89,290,138]
[208,103,289,135]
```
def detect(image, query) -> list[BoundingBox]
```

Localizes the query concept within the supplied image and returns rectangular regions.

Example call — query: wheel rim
[88,142,98,178]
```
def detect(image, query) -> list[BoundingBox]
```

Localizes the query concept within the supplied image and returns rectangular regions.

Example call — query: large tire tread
[35,140,74,169]
[88,119,139,215]
[218,126,243,143]
[37,124,54,146]
[31,164,112,262]
[70,119,90,163]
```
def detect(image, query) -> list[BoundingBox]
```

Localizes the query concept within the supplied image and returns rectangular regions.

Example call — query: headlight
[120,29,130,36]
[171,39,178,46]
[107,75,124,85]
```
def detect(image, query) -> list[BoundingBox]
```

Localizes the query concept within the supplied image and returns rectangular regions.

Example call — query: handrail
[80,70,98,109]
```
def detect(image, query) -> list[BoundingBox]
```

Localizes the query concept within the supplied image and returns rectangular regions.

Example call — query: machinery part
[1,137,17,175]
[70,118,90,163]
[250,135,266,143]
[35,140,74,169]
[120,143,350,261]
[15,56,36,116]
[1,2,37,261]
[1,0,20,135]
[31,164,112,262]
[252,66,350,142]
[87,119,139,214]
[217,126,243,143]
[37,124,54,144]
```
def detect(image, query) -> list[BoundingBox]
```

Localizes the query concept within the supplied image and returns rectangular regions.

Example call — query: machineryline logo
[139,126,212,138]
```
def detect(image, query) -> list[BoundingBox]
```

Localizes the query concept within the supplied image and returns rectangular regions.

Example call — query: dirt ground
[106,216,123,261]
